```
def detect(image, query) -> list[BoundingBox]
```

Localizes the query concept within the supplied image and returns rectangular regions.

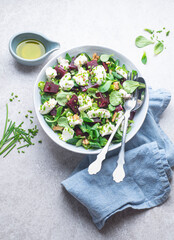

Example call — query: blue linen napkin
[62,88,174,229]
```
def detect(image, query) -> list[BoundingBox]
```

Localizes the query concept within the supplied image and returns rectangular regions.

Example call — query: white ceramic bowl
[34,46,149,154]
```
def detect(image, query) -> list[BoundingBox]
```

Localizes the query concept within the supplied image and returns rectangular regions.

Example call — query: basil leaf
[123,80,145,94]
[65,53,72,62]
[100,54,113,62]
[56,91,73,106]
[154,42,164,55]
[144,28,154,34]
[135,36,154,48]
[58,117,69,128]
[109,91,123,106]
[99,81,112,93]
[141,52,147,65]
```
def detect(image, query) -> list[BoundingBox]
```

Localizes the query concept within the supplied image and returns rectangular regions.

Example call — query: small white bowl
[34,46,149,155]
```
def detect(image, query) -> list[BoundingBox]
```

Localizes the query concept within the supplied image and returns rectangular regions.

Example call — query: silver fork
[88,72,136,175]
[112,73,138,182]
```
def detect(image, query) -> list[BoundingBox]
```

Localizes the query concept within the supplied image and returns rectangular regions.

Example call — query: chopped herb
[11,93,14,96]
[15,95,18,98]
[21,151,25,153]
[144,28,154,34]
[166,31,170,36]
[156,30,162,33]
[25,114,28,118]
[9,99,13,102]
[28,110,32,113]
[30,119,33,124]
[38,140,42,143]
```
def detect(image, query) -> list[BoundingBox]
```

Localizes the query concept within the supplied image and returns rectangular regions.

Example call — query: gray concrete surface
[0,0,174,239]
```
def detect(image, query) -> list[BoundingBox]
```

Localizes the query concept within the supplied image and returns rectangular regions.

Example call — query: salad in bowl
[37,49,145,150]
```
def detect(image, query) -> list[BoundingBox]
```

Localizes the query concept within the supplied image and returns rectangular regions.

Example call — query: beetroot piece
[120,78,126,85]
[71,86,80,93]
[129,111,136,120]
[44,82,59,94]
[50,107,57,116]
[87,60,98,71]
[55,65,67,78]
[114,104,123,112]
[66,95,79,114]
[69,57,78,71]
[96,92,109,108]
[88,118,102,126]
[74,126,88,137]
[81,80,99,92]
[102,62,109,73]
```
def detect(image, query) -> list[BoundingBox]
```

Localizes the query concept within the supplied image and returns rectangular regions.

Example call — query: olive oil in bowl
[16,39,46,60]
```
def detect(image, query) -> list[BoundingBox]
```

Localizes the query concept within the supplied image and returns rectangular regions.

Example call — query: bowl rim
[34,45,149,155]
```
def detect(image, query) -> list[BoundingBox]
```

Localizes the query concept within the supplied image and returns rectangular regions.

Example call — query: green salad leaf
[112,71,123,79]
[65,53,72,62]
[135,36,154,48]
[41,94,51,104]
[80,112,94,123]
[109,91,122,106]
[99,80,112,93]
[166,31,170,36]
[123,80,145,94]
[56,91,73,106]
[100,54,113,62]
[58,117,70,128]
[108,104,116,111]
[141,52,147,64]
[154,42,164,55]
[38,81,45,91]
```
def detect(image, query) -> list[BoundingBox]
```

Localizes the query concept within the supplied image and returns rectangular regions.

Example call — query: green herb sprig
[0,104,39,158]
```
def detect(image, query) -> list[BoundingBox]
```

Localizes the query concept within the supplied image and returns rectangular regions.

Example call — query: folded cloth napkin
[62,88,174,230]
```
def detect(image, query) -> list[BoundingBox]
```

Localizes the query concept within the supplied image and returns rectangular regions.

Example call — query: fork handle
[117,110,130,164]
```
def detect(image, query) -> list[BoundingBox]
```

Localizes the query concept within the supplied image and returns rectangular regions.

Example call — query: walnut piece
[52,125,64,131]
[92,53,99,61]
[113,82,119,90]
[82,139,89,145]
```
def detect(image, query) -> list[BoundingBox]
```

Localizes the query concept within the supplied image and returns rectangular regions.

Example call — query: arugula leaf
[99,81,112,93]
[99,137,107,147]
[123,80,145,94]
[41,94,51,104]
[38,81,45,91]
[131,70,138,80]
[109,91,122,106]
[144,28,154,34]
[135,36,154,48]
[66,138,79,145]
[154,42,164,55]
[56,91,73,106]
[166,31,170,36]
[65,53,72,62]
[89,141,101,149]
[100,54,113,62]
[44,106,63,123]
[141,52,147,65]
[112,71,123,79]
[80,112,94,123]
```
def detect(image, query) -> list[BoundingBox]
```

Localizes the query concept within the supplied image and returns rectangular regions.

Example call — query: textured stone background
[0,0,174,239]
